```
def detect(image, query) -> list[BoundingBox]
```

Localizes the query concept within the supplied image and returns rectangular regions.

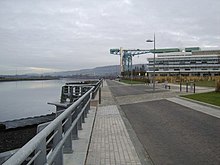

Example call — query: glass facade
[147,51,220,76]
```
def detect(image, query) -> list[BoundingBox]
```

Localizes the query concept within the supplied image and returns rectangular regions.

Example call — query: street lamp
[146,33,156,92]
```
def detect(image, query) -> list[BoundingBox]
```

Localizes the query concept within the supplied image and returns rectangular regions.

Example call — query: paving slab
[86,105,141,165]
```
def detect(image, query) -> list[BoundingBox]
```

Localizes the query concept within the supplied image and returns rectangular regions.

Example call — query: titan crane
[110,47,183,76]
[110,47,151,75]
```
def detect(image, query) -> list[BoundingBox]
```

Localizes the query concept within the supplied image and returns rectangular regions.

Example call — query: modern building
[147,48,220,77]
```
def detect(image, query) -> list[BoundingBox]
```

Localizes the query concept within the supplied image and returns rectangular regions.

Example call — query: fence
[3,84,97,165]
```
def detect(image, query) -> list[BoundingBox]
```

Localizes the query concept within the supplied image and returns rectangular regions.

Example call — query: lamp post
[146,33,156,92]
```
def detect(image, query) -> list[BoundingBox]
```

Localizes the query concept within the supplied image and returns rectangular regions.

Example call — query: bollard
[180,82,182,92]
[194,83,196,93]
[190,82,193,92]
[186,82,188,92]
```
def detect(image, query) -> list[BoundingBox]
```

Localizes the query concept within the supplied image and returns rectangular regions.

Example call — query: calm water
[0,79,69,122]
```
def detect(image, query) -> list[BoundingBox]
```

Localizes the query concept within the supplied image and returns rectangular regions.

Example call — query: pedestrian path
[86,81,141,165]
[168,97,220,119]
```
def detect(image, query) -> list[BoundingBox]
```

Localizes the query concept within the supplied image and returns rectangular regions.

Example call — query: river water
[0,79,71,122]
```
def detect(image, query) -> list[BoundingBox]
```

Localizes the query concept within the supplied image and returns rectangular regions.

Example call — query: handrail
[3,86,95,165]
[92,79,103,99]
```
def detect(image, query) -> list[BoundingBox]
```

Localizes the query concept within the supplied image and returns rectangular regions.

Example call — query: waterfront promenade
[86,80,143,165]
[65,80,220,165]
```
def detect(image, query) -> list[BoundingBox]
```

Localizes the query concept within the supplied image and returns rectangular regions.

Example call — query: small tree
[215,80,220,92]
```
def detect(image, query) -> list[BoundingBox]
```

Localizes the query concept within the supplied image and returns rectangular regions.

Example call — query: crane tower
[110,47,150,75]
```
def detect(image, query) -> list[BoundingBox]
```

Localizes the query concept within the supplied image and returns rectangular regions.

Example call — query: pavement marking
[167,97,220,119]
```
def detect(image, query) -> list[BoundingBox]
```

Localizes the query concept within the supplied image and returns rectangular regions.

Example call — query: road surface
[107,80,220,165]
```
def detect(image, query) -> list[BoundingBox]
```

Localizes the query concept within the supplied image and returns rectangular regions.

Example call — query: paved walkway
[63,80,218,165]
[168,97,220,119]
[86,81,141,165]
[111,81,215,106]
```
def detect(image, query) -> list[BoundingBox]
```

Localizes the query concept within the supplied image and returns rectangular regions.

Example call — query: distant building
[147,48,220,77]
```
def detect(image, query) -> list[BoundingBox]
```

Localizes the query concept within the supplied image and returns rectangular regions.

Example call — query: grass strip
[120,79,145,84]
[182,91,220,107]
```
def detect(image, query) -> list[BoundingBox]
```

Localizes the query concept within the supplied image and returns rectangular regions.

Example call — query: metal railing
[3,86,95,165]
[61,79,103,103]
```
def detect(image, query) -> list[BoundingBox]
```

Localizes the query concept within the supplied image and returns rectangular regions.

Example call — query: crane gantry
[110,47,151,75]
[110,47,182,76]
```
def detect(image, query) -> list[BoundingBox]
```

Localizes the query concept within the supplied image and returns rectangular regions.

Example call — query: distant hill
[1,64,147,78]
[44,64,148,77]
[44,65,121,77]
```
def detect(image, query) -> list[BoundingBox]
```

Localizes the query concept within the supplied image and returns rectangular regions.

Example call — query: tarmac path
[107,80,220,165]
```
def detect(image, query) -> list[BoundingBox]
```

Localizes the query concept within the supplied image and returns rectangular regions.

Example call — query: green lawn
[182,91,220,107]
[195,80,216,87]
[120,79,145,84]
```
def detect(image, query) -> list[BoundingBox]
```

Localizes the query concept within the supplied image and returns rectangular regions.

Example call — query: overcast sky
[0,0,220,75]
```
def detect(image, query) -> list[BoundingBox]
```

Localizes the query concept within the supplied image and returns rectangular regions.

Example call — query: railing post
[99,87,101,104]
[52,124,63,165]
[72,124,78,140]
[86,98,90,114]
[76,105,82,130]
[78,116,82,130]
[70,86,73,102]
[78,116,83,130]
[34,137,47,165]
[81,100,86,123]
[63,116,73,153]
[82,111,85,123]
[72,109,79,140]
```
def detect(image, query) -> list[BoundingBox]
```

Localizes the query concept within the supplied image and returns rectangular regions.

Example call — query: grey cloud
[0,0,219,74]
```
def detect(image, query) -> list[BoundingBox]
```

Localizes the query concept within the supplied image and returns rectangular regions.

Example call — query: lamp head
[146,39,154,42]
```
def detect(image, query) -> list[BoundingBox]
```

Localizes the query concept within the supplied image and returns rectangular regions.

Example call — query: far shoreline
[0,77,59,82]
